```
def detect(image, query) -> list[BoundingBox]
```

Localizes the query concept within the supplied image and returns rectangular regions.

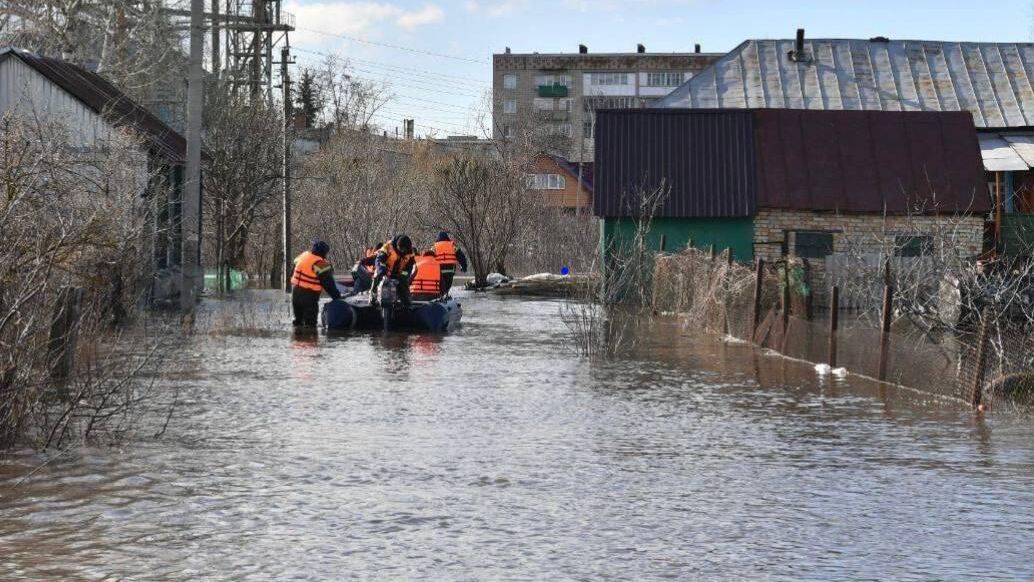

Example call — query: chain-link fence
[653,248,1034,408]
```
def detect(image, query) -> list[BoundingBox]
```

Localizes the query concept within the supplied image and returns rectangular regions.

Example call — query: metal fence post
[878,282,894,381]
[780,261,790,353]
[828,285,839,367]
[970,307,992,408]
[751,258,765,342]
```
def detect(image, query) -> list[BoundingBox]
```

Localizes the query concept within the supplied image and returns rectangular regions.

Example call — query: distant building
[594,108,988,301]
[657,31,1034,255]
[527,155,592,211]
[430,134,499,158]
[0,47,196,301]
[493,44,720,162]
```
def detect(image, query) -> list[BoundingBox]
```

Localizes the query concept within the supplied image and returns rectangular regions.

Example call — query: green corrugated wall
[601,217,755,261]
[1002,214,1034,255]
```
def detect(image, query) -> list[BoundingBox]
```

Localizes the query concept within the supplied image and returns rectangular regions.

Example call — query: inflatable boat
[321,282,462,333]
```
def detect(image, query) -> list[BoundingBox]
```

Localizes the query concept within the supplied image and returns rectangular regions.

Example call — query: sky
[283,0,1034,136]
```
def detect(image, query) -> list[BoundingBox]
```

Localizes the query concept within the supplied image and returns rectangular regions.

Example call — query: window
[533,98,554,111]
[589,72,629,86]
[583,121,594,139]
[793,231,834,259]
[895,235,933,257]
[556,123,572,137]
[646,72,685,87]
[503,74,516,89]
[534,74,571,87]
[503,125,513,138]
[503,99,517,114]
[527,173,566,190]
[583,96,645,111]
[558,98,573,112]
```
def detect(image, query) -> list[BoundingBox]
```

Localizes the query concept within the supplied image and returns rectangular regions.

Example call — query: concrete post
[181,0,204,311]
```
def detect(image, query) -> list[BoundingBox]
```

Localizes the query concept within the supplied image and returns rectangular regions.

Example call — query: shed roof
[655,38,1034,130]
[0,47,187,162]
[594,109,758,218]
[593,108,989,219]
[546,154,594,193]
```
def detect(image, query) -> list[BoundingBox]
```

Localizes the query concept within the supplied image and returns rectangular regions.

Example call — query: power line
[295,26,489,65]
[294,47,489,87]
[349,56,489,85]
[292,54,487,103]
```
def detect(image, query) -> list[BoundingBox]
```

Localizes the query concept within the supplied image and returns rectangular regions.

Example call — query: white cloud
[286,2,445,43]
[397,4,445,29]
[464,0,525,18]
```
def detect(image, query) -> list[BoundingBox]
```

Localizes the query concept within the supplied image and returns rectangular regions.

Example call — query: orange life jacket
[410,256,441,296]
[360,247,377,274]
[291,251,329,292]
[434,240,459,269]
[379,242,415,277]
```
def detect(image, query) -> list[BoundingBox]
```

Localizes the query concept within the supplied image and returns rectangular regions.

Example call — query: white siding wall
[0,54,151,218]
[0,56,113,148]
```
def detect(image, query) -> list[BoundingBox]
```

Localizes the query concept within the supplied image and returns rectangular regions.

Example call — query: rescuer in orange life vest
[347,244,380,297]
[290,240,342,327]
[371,234,416,307]
[433,231,467,297]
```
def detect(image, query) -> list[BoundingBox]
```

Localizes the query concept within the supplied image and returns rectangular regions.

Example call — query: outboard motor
[378,278,399,331]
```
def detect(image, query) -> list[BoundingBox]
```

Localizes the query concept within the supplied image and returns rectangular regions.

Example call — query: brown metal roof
[754,109,989,213]
[593,108,989,219]
[594,109,758,218]
[0,47,188,163]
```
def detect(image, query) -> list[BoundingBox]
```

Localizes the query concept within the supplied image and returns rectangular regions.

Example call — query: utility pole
[281,44,293,292]
[181,0,205,311]
[210,0,220,78]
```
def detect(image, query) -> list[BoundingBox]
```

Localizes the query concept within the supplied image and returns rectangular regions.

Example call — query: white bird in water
[815,363,832,375]
[832,367,848,377]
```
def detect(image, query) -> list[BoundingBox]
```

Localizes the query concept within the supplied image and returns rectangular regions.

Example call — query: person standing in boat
[433,231,467,298]
[348,245,379,296]
[371,235,416,307]
[291,240,342,327]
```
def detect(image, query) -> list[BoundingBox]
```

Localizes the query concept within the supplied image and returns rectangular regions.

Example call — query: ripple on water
[1,292,1034,580]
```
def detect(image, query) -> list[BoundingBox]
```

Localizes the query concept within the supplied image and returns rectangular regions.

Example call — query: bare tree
[201,83,284,289]
[561,183,669,359]
[0,111,175,450]
[314,54,392,132]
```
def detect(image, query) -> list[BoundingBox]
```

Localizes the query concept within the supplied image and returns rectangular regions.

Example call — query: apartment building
[492,44,721,162]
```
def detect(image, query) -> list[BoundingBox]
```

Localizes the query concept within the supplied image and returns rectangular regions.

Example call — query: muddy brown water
[2,291,1034,580]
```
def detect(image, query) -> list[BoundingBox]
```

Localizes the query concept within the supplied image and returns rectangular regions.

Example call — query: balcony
[537,83,569,98]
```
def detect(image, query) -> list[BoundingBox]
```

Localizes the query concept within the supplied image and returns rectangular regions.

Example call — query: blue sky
[284,0,1034,136]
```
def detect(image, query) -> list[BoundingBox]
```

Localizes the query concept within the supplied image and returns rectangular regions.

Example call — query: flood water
[2,291,1034,580]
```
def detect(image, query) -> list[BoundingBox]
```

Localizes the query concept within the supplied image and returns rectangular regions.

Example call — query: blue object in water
[560,266,570,276]
[323,300,357,330]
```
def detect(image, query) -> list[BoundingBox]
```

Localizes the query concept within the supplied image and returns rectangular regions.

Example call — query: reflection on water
[2,291,1034,580]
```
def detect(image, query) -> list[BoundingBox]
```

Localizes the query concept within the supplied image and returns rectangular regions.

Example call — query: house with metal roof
[655,32,1034,255]
[0,46,197,301]
[594,108,988,300]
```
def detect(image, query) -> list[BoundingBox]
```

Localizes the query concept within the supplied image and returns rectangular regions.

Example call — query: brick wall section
[753,209,986,304]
